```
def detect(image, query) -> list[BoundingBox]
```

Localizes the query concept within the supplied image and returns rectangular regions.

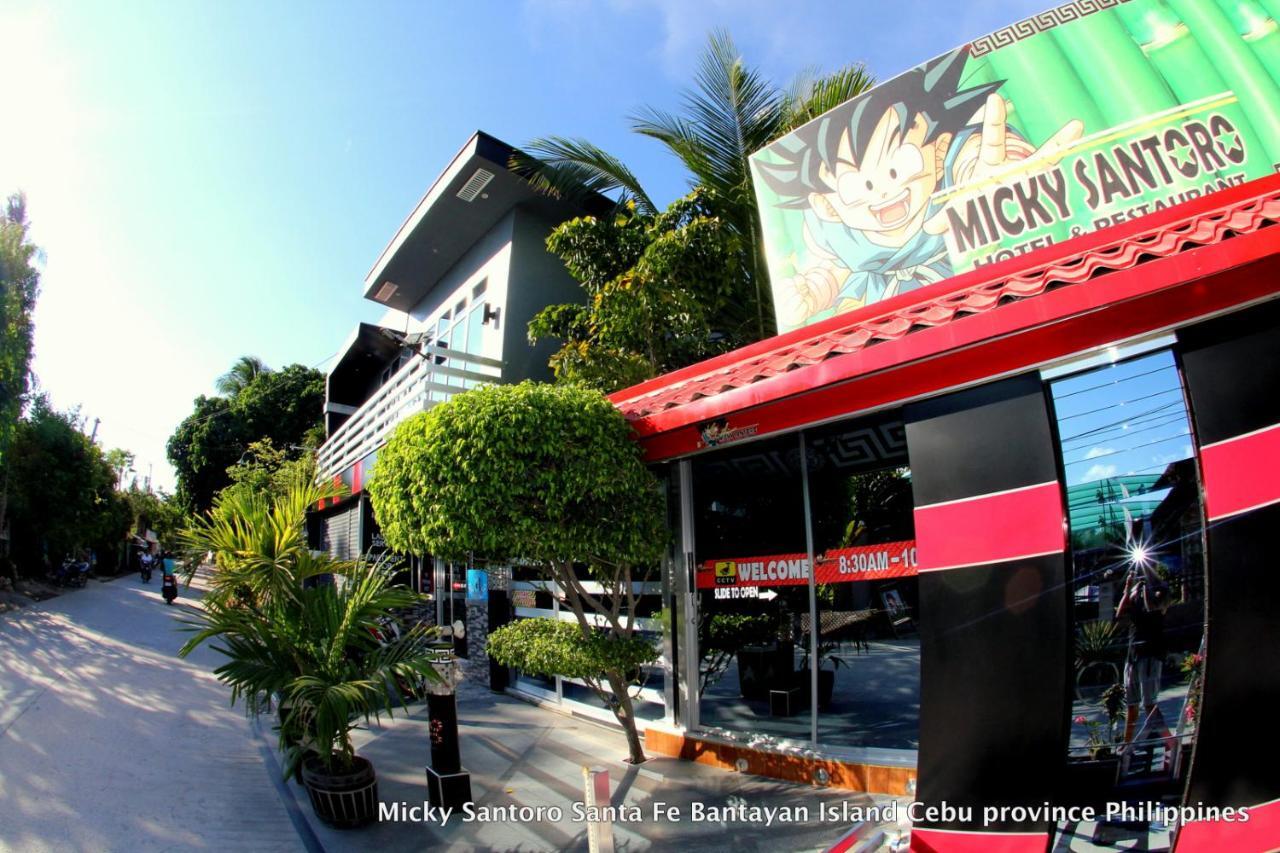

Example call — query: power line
[1062,432,1191,466]
[1055,387,1183,422]
[1051,363,1177,401]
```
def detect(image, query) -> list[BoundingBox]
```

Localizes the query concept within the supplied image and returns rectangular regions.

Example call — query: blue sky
[1,0,1049,491]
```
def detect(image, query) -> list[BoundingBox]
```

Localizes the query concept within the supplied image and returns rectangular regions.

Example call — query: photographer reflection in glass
[1115,554,1171,747]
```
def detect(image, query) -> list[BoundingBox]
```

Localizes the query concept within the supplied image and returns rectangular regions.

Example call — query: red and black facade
[614,175,1280,851]
[905,376,1070,847]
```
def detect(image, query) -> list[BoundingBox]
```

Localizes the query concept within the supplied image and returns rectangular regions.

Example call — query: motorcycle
[161,571,178,605]
[49,557,91,588]
[139,553,153,583]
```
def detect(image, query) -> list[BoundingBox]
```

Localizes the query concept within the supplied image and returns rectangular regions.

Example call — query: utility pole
[89,417,100,443]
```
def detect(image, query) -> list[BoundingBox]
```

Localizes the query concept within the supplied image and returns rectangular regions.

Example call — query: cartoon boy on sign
[755,48,1081,329]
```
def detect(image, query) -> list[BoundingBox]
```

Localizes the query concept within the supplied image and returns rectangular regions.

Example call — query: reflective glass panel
[805,414,919,751]
[1049,350,1207,842]
[692,433,810,741]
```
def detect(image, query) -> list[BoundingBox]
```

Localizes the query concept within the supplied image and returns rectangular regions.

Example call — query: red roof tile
[611,177,1280,422]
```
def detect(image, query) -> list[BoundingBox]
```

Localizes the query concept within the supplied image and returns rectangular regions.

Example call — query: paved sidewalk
[297,681,904,852]
[0,571,904,852]
[0,572,302,852]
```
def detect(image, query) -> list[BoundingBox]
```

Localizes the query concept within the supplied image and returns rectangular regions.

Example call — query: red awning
[611,174,1280,461]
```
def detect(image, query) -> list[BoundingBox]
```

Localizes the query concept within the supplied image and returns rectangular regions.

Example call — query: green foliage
[370,382,665,566]
[487,618,656,683]
[522,32,874,347]
[104,448,135,485]
[530,190,750,393]
[368,381,666,762]
[179,480,341,609]
[1075,619,1122,668]
[836,467,913,548]
[123,486,186,550]
[221,438,317,507]
[0,193,40,464]
[179,481,441,777]
[216,355,269,397]
[167,360,324,514]
[5,395,130,573]
[167,394,245,515]
[698,612,774,694]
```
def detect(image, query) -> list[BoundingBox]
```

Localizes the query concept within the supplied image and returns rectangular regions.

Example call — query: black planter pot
[817,668,835,710]
[301,754,379,829]
[737,641,795,700]
[1062,756,1119,805]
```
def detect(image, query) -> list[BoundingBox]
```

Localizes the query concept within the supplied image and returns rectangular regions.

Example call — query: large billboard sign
[751,0,1280,333]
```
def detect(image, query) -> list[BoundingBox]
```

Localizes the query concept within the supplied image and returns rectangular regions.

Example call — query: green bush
[368,381,666,763]
[488,618,657,682]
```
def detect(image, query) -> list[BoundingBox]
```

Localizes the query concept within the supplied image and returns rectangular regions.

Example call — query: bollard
[582,766,614,853]
[424,649,472,809]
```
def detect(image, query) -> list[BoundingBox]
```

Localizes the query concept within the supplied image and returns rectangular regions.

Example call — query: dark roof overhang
[363,131,612,312]
[326,323,406,406]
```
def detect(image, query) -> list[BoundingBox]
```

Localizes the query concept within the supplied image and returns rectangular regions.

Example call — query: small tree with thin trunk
[368,382,666,763]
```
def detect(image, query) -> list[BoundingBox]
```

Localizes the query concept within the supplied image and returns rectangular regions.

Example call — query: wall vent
[456,168,495,202]
[374,281,399,302]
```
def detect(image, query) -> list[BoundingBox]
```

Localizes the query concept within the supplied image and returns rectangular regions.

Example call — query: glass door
[1047,348,1208,846]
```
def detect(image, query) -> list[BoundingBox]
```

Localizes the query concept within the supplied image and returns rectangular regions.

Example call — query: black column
[1174,299,1280,850]
[487,588,510,692]
[905,373,1068,849]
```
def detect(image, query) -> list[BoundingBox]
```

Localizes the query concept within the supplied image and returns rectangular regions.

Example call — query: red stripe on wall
[1200,422,1280,521]
[910,827,1049,852]
[1174,796,1280,851]
[352,460,363,494]
[915,482,1064,572]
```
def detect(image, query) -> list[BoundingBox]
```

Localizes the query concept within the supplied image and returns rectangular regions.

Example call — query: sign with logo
[751,0,1280,333]
[698,417,760,449]
[697,540,918,590]
[466,569,488,602]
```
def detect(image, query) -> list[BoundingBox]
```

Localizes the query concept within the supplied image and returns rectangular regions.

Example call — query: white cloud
[1082,464,1117,483]
[1083,447,1114,460]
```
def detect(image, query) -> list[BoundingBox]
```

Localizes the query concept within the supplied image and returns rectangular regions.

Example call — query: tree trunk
[604,668,647,764]
[556,562,648,764]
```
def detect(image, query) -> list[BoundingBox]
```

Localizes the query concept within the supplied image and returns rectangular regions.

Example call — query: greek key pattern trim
[970,0,1133,57]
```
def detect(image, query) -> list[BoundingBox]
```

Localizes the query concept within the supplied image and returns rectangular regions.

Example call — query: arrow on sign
[758,590,778,601]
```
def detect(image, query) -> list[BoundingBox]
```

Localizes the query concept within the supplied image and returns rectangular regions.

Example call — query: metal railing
[316,343,503,480]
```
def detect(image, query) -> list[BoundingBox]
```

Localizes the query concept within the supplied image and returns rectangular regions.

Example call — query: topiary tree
[368,381,666,763]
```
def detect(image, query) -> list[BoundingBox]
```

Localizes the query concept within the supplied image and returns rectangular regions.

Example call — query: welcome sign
[697,540,918,589]
[751,0,1280,333]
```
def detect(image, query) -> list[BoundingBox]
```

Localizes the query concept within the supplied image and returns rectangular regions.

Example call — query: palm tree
[520,31,873,340]
[216,355,269,397]
[179,481,443,781]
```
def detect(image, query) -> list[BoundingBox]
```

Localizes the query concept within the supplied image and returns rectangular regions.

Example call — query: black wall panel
[906,374,1068,837]
[908,374,1060,508]
[1178,300,1280,814]
[1178,298,1280,445]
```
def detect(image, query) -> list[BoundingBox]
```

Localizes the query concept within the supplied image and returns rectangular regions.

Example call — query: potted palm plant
[179,483,441,829]
[798,640,846,710]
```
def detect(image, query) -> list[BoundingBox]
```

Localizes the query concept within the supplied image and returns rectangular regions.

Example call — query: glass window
[434,311,450,349]
[464,305,486,388]
[1048,350,1206,834]
[429,314,451,401]
[450,316,468,369]
[804,414,919,750]
[692,433,810,741]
